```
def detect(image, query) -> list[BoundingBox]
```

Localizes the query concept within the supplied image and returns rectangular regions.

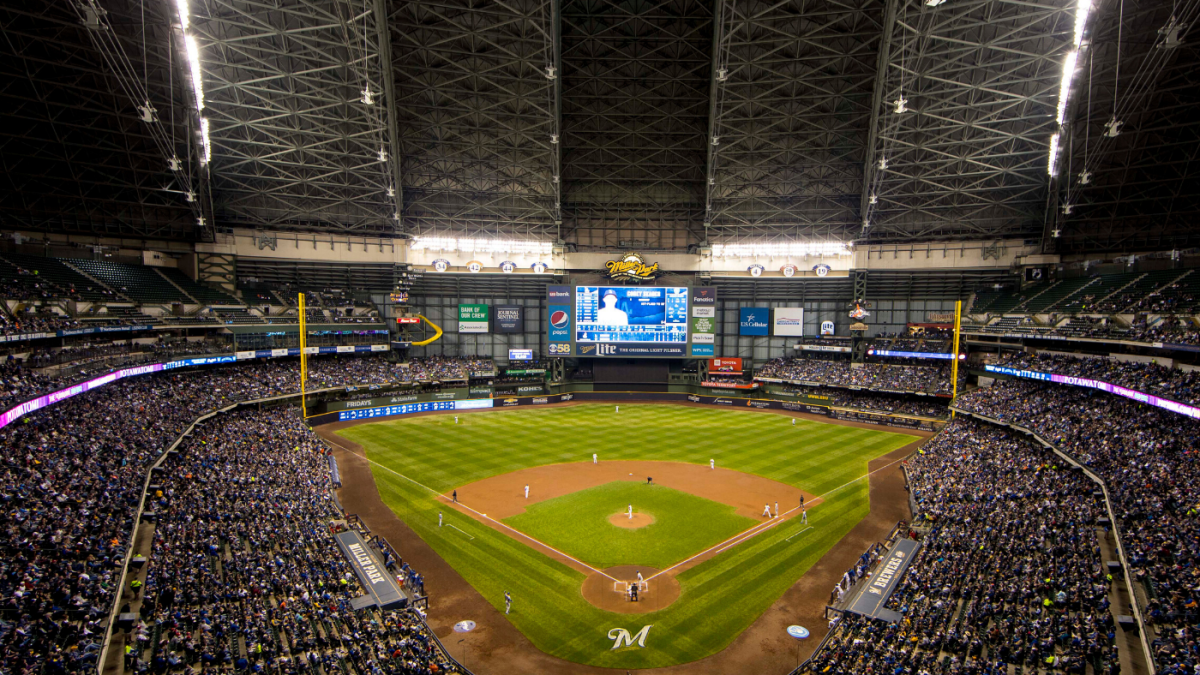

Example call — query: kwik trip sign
[604,253,659,281]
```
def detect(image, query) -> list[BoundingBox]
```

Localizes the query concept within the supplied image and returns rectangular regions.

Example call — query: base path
[318,402,932,675]
[452,460,813,521]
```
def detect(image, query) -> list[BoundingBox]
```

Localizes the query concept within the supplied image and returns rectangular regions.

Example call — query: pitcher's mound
[581,565,681,613]
[608,512,655,529]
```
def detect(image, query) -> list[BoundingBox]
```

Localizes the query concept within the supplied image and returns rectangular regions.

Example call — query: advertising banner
[508,348,534,361]
[547,285,571,302]
[772,307,805,336]
[494,305,524,333]
[709,357,743,371]
[576,344,685,357]
[548,305,571,342]
[739,307,770,336]
[692,286,717,305]
[692,306,715,318]
[691,344,714,356]
[458,304,489,333]
[690,316,715,343]
[821,320,835,335]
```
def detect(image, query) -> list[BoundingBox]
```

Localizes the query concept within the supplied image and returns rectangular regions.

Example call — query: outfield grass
[502,482,758,569]
[338,403,915,669]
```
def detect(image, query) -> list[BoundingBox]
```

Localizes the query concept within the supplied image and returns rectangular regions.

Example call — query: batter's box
[613,581,649,593]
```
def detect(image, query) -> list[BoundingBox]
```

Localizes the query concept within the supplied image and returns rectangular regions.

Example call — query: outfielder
[504,591,512,614]
[615,405,619,413]
[524,484,530,499]
[792,418,796,426]
[762,503,771,517]
[454,416,459,424]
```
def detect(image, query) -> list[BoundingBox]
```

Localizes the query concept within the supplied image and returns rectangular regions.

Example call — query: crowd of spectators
[1126,316,1200,346]
[822,388,949,418]
[756,357,956,394]
[0,356,461,674]
[807,417,1119,675]
[400,356,492,382]
[130,407,453,674]
[996,351,1200,406]
[956,380,1200,672]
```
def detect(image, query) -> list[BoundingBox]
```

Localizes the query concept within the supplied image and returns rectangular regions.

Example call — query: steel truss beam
[705,0,882,244]
[193,0,398,235]
[862,0,1074,243]
[390,0,559,240]
[0,1,197,239]
[1053,0,1200,252]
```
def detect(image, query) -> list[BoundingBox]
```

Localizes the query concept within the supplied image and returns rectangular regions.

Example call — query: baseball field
[335,403,917,669]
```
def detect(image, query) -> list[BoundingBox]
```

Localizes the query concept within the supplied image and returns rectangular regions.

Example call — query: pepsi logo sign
[550,310,569,329]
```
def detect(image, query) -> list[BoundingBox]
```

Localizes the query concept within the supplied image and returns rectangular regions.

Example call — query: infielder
[524,484,529,499]
[504,591,512,614]
[438,512,443,527]
[593,453,598,464]
[801,506,808,524]
[710,459,715,470]
[775,501,779,518]
[762,503,771,517]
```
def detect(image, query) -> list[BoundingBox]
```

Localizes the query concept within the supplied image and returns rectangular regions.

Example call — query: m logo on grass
[607,625,651,650]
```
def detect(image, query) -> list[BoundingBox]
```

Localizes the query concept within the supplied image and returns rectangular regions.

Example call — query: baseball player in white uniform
[775,501,779,518]
[792,418,796,426]
[454,416,458,424]
[710,459,715,470]
[438,512,443,527]
[628,504,633,519]
[593,453,597,464]
[524,485,529,499]
[801,506,808,524]
[615,405,619,413]
[762,504,771,517]
[504,592,512,614]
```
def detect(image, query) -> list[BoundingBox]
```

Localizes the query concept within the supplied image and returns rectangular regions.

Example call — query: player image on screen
[576,286,687,344]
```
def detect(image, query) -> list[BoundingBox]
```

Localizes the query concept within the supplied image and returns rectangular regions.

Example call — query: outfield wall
[308,390,943,432]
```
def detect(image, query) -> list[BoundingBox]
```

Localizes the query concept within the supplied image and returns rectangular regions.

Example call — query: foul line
[446,524,474,540]
[323,436,619,582]
[645,453,911,581]
[786,526,814,542]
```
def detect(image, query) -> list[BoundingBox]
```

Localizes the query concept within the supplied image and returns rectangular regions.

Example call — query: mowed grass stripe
[339,404,916,668]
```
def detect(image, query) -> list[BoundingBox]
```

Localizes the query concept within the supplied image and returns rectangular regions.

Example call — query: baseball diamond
[324,403,923,669]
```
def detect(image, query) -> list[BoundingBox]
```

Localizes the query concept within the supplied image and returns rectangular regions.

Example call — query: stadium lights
[410,237,554,255]
[710,242,853,258]
[1055,50,1078,124]
[1047,131,1061,175]
[200,117,211,164]
[174,0,189,31]
[185,35,204,111]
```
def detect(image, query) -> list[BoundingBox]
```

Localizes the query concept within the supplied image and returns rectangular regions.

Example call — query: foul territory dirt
[317,402,931,675]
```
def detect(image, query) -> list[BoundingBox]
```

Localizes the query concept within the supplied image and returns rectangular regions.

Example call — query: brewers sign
[604,253,659,281]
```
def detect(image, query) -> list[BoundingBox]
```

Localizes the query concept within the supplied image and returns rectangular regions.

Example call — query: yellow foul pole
[299,293,308,418]
[950,299,962,417]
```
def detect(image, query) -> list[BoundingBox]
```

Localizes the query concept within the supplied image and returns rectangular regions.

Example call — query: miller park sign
[604,253,660,282]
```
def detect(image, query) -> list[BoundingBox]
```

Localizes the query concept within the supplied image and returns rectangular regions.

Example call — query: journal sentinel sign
[739,308,770,336]
[984,364,1200,420]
